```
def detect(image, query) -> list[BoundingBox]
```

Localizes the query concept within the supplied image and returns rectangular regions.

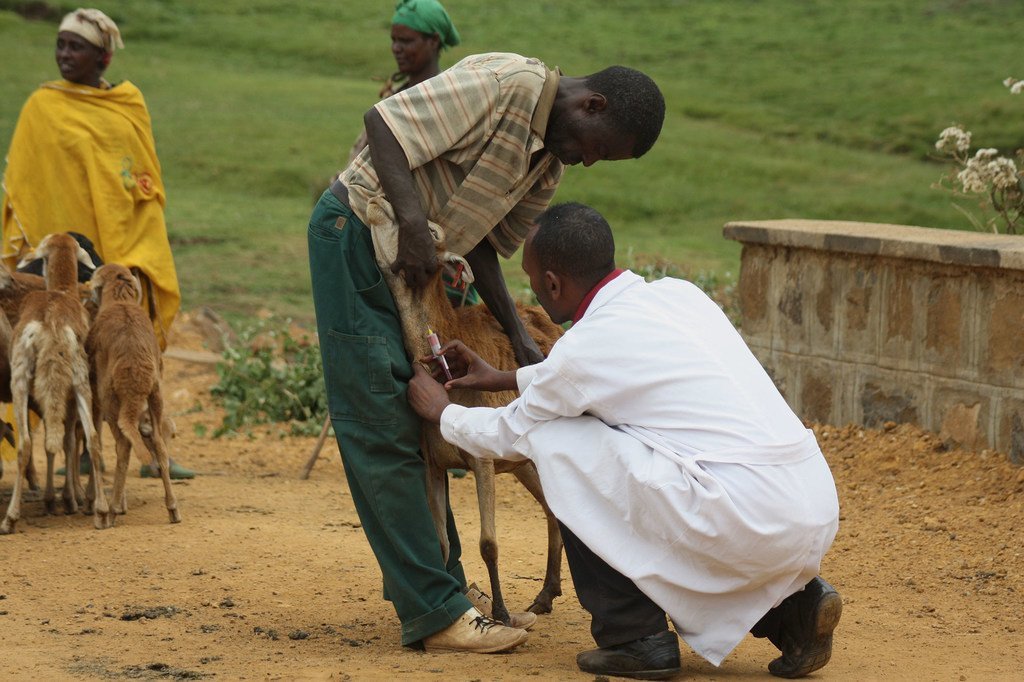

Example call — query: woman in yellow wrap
[0,8,193,479]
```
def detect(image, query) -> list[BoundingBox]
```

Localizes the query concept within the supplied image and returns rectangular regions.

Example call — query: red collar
[572,269,624,324]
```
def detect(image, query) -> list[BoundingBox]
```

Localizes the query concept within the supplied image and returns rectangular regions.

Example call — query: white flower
[989,157,1020,190]
[1003,77,1016,87]
[935,126,971,154]
[1012,81,1024,95]
[974,148,999,162]
[958,165,988,194]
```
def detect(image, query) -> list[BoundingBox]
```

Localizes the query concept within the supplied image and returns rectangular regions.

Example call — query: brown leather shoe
[768,577,842,678]
[576,630,681,680]
[422,607,529,653]
[465,582,538,631]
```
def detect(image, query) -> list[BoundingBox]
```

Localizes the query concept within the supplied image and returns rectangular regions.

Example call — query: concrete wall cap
[723,219,1024,270]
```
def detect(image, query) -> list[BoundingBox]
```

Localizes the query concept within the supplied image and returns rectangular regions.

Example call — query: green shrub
[209,317,325,438]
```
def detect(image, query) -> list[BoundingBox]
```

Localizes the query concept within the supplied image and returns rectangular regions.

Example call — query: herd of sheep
[0,232,179,535]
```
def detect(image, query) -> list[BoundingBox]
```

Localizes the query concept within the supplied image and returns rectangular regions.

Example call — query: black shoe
[576,630,681,680]
[768,577,842,678]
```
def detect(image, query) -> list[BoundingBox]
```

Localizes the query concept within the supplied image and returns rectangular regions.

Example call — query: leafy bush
[209,317,325,438]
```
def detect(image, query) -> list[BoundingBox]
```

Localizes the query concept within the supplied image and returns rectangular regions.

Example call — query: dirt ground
[1,316,1022,681]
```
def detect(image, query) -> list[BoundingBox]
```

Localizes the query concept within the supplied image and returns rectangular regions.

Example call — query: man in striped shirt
[308,51,664,654]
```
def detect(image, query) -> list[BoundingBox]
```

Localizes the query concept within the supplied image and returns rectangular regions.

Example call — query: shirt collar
[531,66,561,138]
[572,269,625,325]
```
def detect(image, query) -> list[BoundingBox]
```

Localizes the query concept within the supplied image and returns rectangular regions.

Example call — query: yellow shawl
[1,79,180,348]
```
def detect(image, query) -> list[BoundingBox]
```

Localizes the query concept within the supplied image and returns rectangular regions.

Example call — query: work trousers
[307,189,472,645]
[559,521,668,648]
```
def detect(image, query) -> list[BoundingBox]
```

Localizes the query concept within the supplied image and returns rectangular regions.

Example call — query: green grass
[2,0,1021,327]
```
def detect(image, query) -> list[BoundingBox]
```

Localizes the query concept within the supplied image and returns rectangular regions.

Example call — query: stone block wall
[723,219,1024,464]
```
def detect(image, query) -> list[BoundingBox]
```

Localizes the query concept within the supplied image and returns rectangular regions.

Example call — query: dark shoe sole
[577,664,681,681]
[769,589,842,678]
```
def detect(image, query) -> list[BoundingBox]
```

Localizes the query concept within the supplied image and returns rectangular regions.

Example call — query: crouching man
[407,202,842,680]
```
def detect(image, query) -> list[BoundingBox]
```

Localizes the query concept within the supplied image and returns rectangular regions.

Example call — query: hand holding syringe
[426,328,453,382]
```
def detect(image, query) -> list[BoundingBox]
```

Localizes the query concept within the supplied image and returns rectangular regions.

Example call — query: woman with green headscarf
[347,0,460,163]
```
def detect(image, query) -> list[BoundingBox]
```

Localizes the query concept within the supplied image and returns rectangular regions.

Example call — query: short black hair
[532,203,615,289]
[584,66,665,158]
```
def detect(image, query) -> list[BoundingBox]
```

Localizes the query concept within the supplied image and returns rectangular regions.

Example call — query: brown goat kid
[426,278,566,623]
[0,266,92,489]
[0,268,53,454]
[366,204,565,624]
[1,233,108,534]
[87,264,180,525]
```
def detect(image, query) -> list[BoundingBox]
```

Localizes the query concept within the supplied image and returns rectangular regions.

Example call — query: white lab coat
[439,271,839,666]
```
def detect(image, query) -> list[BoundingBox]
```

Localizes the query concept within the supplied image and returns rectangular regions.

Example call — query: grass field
[1,0,1021,325]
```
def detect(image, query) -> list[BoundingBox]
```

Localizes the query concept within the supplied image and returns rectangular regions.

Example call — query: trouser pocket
[322,330,400,425]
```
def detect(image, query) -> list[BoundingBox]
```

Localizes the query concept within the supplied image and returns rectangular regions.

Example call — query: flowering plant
[933,78,1023,235]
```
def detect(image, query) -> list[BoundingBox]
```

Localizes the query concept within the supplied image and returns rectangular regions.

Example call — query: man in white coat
[408,202,842,680]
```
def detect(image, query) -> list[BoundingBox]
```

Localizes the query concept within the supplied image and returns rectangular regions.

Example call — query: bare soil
[1,316,1022,681]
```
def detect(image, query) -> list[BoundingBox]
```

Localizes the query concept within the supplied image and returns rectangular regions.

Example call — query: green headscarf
[392,0,460,49]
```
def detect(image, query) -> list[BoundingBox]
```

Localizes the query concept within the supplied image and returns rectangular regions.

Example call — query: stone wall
[723,219,1024,464]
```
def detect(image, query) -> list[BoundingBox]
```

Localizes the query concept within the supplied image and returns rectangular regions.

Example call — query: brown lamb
[1,233,109,534]
[366,203,566,624]
[424,277,566,623]
[0,265,92,489]
[86,264,181,525]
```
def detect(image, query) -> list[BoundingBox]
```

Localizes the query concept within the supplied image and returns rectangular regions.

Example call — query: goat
[0,265,94,491]
[86,264,180,524]
[1,233,109,534]
[366,201,564,624]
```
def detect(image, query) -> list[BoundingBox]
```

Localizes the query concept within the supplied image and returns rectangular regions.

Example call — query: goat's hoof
[168,508,182,524]
[527,591,559,615]
[0,518,16,534]
[44,498,59,515]
[94,511,115,529]
[63,498,78,515]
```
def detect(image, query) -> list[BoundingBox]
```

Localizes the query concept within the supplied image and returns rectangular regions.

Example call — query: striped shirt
[340,52,564,258]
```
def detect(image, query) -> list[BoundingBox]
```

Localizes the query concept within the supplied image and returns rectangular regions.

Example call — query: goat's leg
[107,422,131,516]
[148,429,180,524]
[424,447,451,562]
[129,393,180,523]
[82,424,98,515]
[0,436,31,534]
[42,416,60,516]
[1,399,34,534]
[72,416,90,507]
[61,420,79,515]
[472,458,513,624]
[75,389,111,529]
[14,413,41,491]
[512,463,563,614]
[25,452,39,491]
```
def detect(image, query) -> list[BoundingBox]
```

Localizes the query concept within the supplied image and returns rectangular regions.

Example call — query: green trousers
[307,190,472,645]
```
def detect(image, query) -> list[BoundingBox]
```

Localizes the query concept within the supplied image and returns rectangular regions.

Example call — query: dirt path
[0,322,1022,680]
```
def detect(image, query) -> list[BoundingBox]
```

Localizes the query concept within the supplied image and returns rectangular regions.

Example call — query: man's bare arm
[364,107,437,289]
[464,238,544,366]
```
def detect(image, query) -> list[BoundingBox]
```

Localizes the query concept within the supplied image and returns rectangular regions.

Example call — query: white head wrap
[58,8,124,54]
